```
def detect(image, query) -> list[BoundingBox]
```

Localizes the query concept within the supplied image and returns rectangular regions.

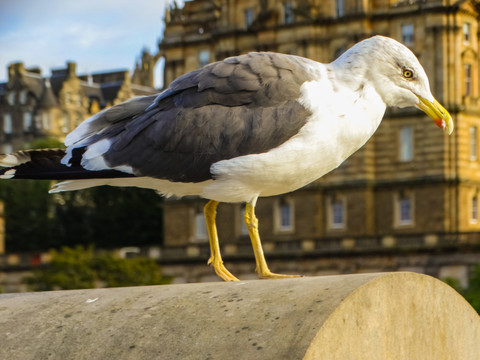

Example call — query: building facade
[156,0,480,284]
[0,62,156,153]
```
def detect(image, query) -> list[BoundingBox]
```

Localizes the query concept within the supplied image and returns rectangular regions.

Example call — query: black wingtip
[0,149,134,181]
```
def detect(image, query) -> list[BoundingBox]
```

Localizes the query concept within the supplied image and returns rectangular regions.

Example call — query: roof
[49,73,67,97]
[131,84,158,96]
[100,81,123,103]
[38,79,58,108]
[2,62,156,111]
[80,81,103,98]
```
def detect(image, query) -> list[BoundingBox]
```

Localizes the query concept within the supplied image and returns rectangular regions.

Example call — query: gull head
[335,35,453,135]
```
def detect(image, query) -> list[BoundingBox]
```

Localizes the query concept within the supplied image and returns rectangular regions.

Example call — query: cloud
[0,0,179,86]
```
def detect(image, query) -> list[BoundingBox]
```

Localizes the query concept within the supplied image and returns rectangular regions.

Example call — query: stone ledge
[1,273,479,359]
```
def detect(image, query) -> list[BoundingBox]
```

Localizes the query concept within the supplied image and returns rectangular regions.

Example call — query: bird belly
[203,108,383,203]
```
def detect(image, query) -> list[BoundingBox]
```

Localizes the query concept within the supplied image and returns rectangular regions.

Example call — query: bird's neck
[329,55,370,90]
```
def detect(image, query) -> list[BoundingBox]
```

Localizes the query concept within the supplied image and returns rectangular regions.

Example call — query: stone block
[1,273,479,359]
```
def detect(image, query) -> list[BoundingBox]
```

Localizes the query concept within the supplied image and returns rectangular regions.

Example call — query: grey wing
[66,52,315,182]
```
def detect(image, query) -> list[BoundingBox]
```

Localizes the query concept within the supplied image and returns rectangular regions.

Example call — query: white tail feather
[49,177,212,199]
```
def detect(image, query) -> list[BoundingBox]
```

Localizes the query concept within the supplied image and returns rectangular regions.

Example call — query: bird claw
[208,257,239,281]
[258,271,303,280]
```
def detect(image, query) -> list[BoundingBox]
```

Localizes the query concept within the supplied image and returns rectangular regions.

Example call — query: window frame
[244,7,254,28]
[401,24,414,46]
[327,195,346,230]
[198,49,210,67]
[3,113,13,134]
[471,194,479,225]
[336,0,344,17]
[465,63,473,96]
[470,126,478,161]
[238,204,249,236]
[283,2,294,25]
[19,90,28,105]
[274,197,295,233]
[399,126,414,162]
[193,211,208,242]
[463,22,472,44]
[23,111,33,132]
[41,112,50,130]
[394,191,415,228]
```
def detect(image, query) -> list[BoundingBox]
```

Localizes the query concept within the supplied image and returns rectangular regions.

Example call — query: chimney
[27,67,42,75]
[67,62,77,78]
[14,62,25,75]
[124,70,131,84]
[8,62,25,82]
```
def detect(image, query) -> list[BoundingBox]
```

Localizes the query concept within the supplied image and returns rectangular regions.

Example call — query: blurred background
[0,0,480,312]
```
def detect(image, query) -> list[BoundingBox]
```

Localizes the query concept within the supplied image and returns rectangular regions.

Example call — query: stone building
[0,61,156,153]
[155,0,480,284]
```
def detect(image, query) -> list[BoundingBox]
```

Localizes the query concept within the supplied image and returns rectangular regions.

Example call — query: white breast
[203,78,386,203]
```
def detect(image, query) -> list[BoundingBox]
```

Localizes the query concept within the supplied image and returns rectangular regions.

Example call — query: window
[465,64,473,96]
[401,24,414,46]
[284,2,294,24]
[244,8,254,28]
[3,113,12,134]
[336,0,344,17]
[1,143,13,154]
[23,111,32,131]
[470,126,478,161]
[199,50,210,67]
[399,126,414,162]
[395,191,414,227]
[19,90,27,105]
[334,47,347,60]
[239,205,249,236]
[328,195,346,229]
[194,212,208,241]
[274,198,294,233]
[42,112,50,130]
[280,203,292,230]
[399,197,411,224]
[471,194,478,224]
[463,22,471,44]
[332,201,344,227]
[119,247,141,259]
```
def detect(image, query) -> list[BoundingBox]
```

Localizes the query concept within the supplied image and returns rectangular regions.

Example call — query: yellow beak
[416,96,454,135]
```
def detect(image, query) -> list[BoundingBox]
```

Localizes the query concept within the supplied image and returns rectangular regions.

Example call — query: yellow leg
[244,202,301,279]
[204,200,239,282]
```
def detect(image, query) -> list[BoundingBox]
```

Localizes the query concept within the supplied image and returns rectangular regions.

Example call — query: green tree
[94,252,170,287]
[25,245,171,291]
[443,265,480,315]
[0,137,64,251]
[0,179,56,251]
[0,137,164,252]
[463,264,480,314]
[28,137,64,149]
[25,245,97,290]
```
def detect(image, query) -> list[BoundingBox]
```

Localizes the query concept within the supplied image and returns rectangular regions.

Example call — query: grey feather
[71,52,318,182]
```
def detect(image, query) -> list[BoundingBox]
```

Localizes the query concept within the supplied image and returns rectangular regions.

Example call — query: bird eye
[403,69,414,79]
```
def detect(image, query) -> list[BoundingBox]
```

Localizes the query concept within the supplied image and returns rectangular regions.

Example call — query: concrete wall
[1,272,479,359]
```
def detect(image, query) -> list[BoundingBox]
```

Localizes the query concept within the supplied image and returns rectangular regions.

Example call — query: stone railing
[1,273,479,359]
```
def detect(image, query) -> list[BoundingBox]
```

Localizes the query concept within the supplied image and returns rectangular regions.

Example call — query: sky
[0,0,183,88]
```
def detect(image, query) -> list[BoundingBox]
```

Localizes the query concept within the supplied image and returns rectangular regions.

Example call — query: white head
[334,35,453,134]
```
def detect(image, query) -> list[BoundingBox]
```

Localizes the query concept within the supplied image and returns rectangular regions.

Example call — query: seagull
[0,36,453,281]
